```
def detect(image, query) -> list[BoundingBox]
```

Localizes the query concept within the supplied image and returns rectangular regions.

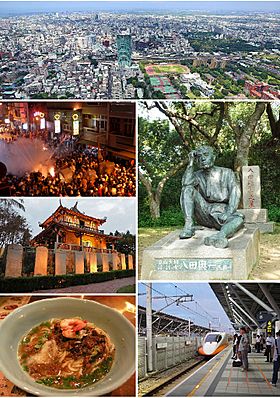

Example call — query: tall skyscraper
[117,29,132,67]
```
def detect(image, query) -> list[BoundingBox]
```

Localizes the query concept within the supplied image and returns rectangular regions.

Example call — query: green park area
[146,64,189,75]
[138,101,280,279]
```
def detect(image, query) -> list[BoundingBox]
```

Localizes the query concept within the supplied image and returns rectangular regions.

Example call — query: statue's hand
[188,150,197,167]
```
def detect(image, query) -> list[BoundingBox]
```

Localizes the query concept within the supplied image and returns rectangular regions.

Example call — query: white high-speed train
[198,332,230,357]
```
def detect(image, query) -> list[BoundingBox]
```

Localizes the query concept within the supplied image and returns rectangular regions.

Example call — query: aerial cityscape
[0,1,280,100]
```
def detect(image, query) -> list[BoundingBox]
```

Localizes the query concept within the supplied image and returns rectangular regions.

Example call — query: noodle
[18,318,115,389]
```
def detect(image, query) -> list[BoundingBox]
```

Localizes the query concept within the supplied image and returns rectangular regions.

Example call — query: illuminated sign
[22,123,28,130]
[72,113,79,121]
[73,120,79,135]
[267,320,273,333]
[40,118,46,129]
[4,119,10,124]
[54,113,60,121]
[54,120,61,134]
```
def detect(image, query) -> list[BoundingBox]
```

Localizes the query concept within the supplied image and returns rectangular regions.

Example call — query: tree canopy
[139,101,280,223]
[0,200,31,248]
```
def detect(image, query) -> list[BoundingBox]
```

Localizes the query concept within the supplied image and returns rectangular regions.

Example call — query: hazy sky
[19,197,136,237]
[138,282,233,332]
[0,1,279,16]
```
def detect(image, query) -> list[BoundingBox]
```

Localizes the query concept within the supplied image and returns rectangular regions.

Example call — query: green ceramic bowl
[0,297,135,396]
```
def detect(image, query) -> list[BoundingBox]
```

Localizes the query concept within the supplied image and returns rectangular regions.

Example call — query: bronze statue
[180,146,244,248]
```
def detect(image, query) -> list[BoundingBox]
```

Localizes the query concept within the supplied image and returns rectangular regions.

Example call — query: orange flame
[49,167,55,177]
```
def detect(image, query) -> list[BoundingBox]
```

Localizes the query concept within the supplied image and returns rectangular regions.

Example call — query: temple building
[3,202,134,279]
[27,202,134,276]
[31,202,119,252]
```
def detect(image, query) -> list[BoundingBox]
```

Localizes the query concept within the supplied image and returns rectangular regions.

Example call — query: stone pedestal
[112,253,120,270]
[102,253,109,272]
[89,252,97,273]
[239,209,275,233]
[121,253,126,270]
[34,246,48,275]
[75,251,84,274]
[66,251,75,274]
[5,244,23,277]
[97,252,103,267]
[141,227,260,280]
[128,254,134,270]
[241,166,275,233]
[55,251,66,275]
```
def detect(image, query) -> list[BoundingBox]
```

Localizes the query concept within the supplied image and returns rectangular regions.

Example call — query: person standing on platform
[271,331,280,386]
[239,327,249,371]
[256,335,261,353]
[261,334,265,351]
[232,333,239,359]
[266,333,274,362]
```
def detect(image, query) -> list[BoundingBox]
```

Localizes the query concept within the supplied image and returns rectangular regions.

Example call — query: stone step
[244,221,275,234]
[239,208,268,223]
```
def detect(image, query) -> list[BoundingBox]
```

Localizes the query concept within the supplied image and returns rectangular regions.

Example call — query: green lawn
[152,64,189,74]
[116,284,136,293]
[138,226,178,273]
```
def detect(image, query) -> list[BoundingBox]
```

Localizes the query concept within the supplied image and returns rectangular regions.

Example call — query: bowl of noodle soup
[0,297,135,396]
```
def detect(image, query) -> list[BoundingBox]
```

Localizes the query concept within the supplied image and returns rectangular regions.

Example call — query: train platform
[166,347,280,396]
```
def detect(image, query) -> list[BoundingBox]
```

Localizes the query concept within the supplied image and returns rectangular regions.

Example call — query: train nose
[203,342,218,355]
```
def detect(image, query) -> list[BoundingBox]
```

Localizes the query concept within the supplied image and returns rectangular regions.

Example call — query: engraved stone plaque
[242,166,261,209]
[154,258,233,272]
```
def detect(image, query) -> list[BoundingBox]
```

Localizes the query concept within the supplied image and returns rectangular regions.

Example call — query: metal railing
[58,221,104,235]
[55,242,117,254]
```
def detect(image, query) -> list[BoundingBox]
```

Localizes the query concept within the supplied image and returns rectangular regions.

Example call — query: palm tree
[0,199,25,211]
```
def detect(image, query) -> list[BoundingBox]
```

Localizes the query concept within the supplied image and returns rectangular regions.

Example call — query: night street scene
[0,101,136,196]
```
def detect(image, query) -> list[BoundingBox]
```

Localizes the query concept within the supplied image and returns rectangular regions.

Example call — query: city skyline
[1,4,279,101]
[1,2,280,17]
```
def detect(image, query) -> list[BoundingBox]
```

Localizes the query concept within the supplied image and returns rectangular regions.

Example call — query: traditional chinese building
[31,202,120,252]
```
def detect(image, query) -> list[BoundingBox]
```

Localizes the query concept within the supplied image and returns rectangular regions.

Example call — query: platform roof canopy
[138,305,210,336]
[210,283,280,331]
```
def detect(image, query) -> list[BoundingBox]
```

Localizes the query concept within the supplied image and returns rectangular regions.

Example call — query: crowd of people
[0,134,136,196]
[231,328,280,386]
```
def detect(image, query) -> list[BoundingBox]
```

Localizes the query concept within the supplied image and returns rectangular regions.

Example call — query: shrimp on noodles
[18,317,115,389]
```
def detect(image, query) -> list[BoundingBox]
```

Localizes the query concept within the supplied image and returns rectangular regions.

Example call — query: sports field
[145,63,190,75]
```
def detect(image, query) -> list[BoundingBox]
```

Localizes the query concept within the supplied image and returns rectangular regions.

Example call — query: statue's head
[195,146,216,170]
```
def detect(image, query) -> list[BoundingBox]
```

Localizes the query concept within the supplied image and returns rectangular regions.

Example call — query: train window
[216,335,222,342]
[205,334,219,343]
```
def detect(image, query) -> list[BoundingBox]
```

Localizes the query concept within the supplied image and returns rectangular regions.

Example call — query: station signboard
[267,320,273,333]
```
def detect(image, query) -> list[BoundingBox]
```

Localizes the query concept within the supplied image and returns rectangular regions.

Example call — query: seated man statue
[179,145,244,248]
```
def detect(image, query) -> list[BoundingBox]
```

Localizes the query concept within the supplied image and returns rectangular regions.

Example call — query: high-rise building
[117,29,132,68]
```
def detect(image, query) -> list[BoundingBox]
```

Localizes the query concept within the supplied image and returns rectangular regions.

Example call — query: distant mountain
[0,1,280,17]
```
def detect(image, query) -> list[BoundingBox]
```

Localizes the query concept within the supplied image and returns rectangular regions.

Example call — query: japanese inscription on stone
[242,166,261,209]
[154,258,233,272]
